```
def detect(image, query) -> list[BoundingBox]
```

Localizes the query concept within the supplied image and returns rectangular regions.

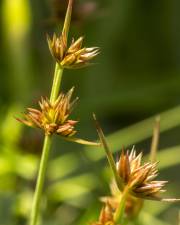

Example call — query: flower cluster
[17,88,78,136]
[91,147,168,225]
[93,115,180,224]
[116,148,167,200]
[47,33,99,69]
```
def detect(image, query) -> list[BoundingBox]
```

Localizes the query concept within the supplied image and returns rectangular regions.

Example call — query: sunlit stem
[29,0,74,224]
[150,116,160,162]
[29,63,64,225]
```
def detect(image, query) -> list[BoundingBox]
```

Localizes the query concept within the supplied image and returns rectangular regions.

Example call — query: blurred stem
[150,116,160,162]
[114,186,129,224]
[29,135,51,225]
[2,0,32,102]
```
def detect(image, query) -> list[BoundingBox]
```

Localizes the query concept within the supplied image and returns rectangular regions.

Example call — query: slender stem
[29,0,73,223]
[29,135,52,225]
[50,63,63,103]
[114,186,129,224]
[29,64,64,225]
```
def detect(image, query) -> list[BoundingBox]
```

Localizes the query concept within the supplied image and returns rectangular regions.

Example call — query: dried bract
[117,148,167,200]
[17,88,78,136]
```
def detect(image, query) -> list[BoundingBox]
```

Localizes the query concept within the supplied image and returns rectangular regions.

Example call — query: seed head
[17,88,78,136]
[47,34,100,69]
[116,147,167,200]
[47,0,99,69]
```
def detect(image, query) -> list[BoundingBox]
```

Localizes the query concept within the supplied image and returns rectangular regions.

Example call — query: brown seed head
[47,0,99,68]
[17,88,78,136]
[116,147,167,200]
[48,34,100,69]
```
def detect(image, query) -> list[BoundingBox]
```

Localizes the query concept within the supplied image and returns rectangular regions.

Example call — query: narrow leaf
[93,113,124,191]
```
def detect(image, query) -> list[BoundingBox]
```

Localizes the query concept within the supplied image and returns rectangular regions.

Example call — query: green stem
[50,63,63,103]
[29,0,73,223]
[29,135,52,225]
[114,186,129,224]
[29,63,64,225]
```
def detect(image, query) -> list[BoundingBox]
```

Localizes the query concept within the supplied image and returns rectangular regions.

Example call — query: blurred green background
[0,0,180,224]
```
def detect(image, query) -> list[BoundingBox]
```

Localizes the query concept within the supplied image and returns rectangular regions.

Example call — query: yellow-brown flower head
[17,88,78,136]
[47,34,100,69]
[116,148,167,200]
